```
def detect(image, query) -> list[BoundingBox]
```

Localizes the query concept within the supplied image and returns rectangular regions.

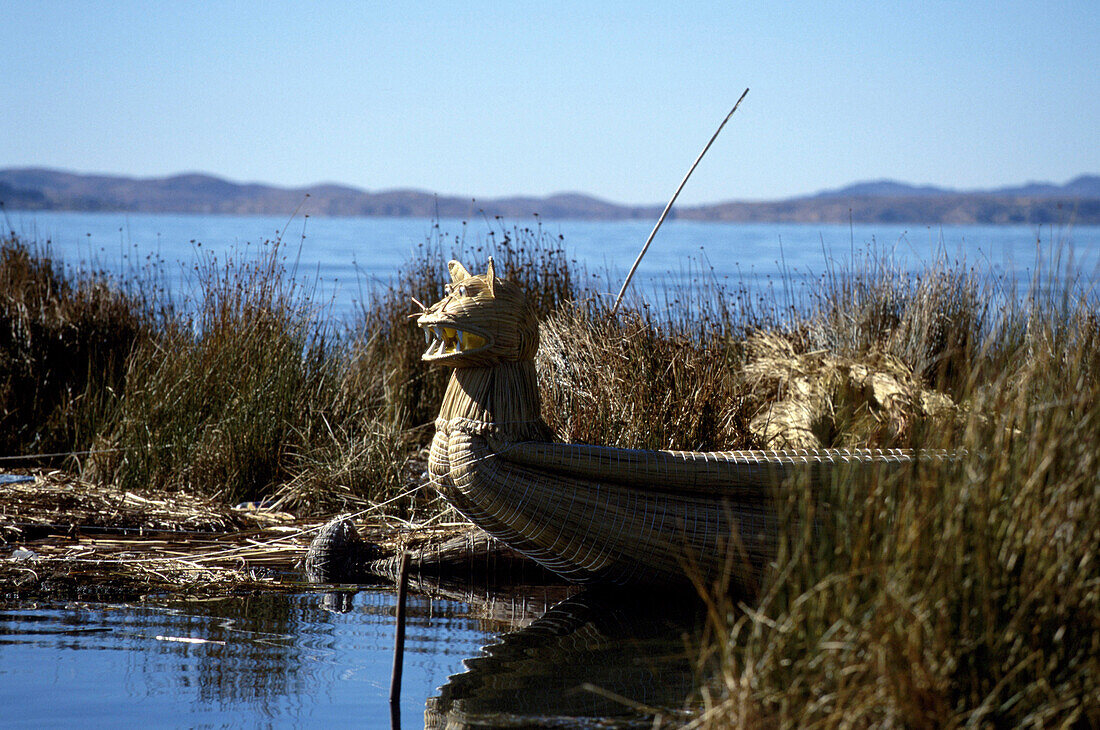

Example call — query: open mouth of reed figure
[420,323,490,361]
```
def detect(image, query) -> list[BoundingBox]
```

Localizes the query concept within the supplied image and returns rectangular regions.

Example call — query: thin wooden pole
[389,551,411,727]
[610,89,749,317]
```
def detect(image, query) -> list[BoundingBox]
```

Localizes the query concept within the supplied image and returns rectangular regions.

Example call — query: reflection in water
[427,588,708,728]
[158,595,302,710]
[0,592,492,727]
[0,586,712,727]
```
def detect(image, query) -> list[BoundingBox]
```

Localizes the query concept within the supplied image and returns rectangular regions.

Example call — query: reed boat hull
[431,430,789,589]
[430,427,941,588]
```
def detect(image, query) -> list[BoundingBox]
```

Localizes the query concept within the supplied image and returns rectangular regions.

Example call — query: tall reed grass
[691,261,1099,727]
[0,222,587,510]
[0,237,148,458]
[0,232,405,509]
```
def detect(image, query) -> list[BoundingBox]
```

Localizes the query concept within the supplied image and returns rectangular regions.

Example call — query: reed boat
[398,258,957,590]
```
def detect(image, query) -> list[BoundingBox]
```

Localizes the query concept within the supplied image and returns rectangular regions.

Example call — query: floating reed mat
[0,469,248,540]
[1,523,326,601]
[1,470,322,600]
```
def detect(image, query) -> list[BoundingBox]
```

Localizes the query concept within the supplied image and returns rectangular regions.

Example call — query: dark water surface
[0,586,705,728]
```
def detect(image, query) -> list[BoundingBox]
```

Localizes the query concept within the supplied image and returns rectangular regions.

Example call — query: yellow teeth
[422,325,488,358]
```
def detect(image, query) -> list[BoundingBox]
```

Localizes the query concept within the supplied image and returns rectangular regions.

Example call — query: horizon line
[4,165,1099,209]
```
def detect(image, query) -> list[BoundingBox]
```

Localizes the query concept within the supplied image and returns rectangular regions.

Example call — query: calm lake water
[5,210,1099,322]
[0,585,704,728]
[2,590,486,728]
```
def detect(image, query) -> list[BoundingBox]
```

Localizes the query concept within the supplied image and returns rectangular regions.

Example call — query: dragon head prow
[416,258,539,367]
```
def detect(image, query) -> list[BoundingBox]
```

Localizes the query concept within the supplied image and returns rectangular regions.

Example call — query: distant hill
[0,168,662,221]
[808,176,1100,200]
[811,180,956,198]
[2,168,1098,225]
[677,178,1100,225]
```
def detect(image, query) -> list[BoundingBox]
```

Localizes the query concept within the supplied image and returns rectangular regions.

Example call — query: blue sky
[3,1,1098,205]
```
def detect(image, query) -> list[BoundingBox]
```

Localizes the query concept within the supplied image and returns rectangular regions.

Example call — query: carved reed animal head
[416,258,539,367]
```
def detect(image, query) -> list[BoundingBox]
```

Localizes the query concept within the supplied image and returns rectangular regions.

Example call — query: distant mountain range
[2,168,1098,225]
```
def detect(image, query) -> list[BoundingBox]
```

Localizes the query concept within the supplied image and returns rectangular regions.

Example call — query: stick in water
[609,88,749,317]
[389,551,411,727]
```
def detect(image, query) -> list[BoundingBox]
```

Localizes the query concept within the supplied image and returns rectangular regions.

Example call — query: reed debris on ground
[0,469,242,540]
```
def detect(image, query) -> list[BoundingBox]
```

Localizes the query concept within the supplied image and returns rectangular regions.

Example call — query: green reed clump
[695,281,1100,727]
[0,233,404,509]
[0,234,148,459]
[91,250,329,502]
[85,241,423,510]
